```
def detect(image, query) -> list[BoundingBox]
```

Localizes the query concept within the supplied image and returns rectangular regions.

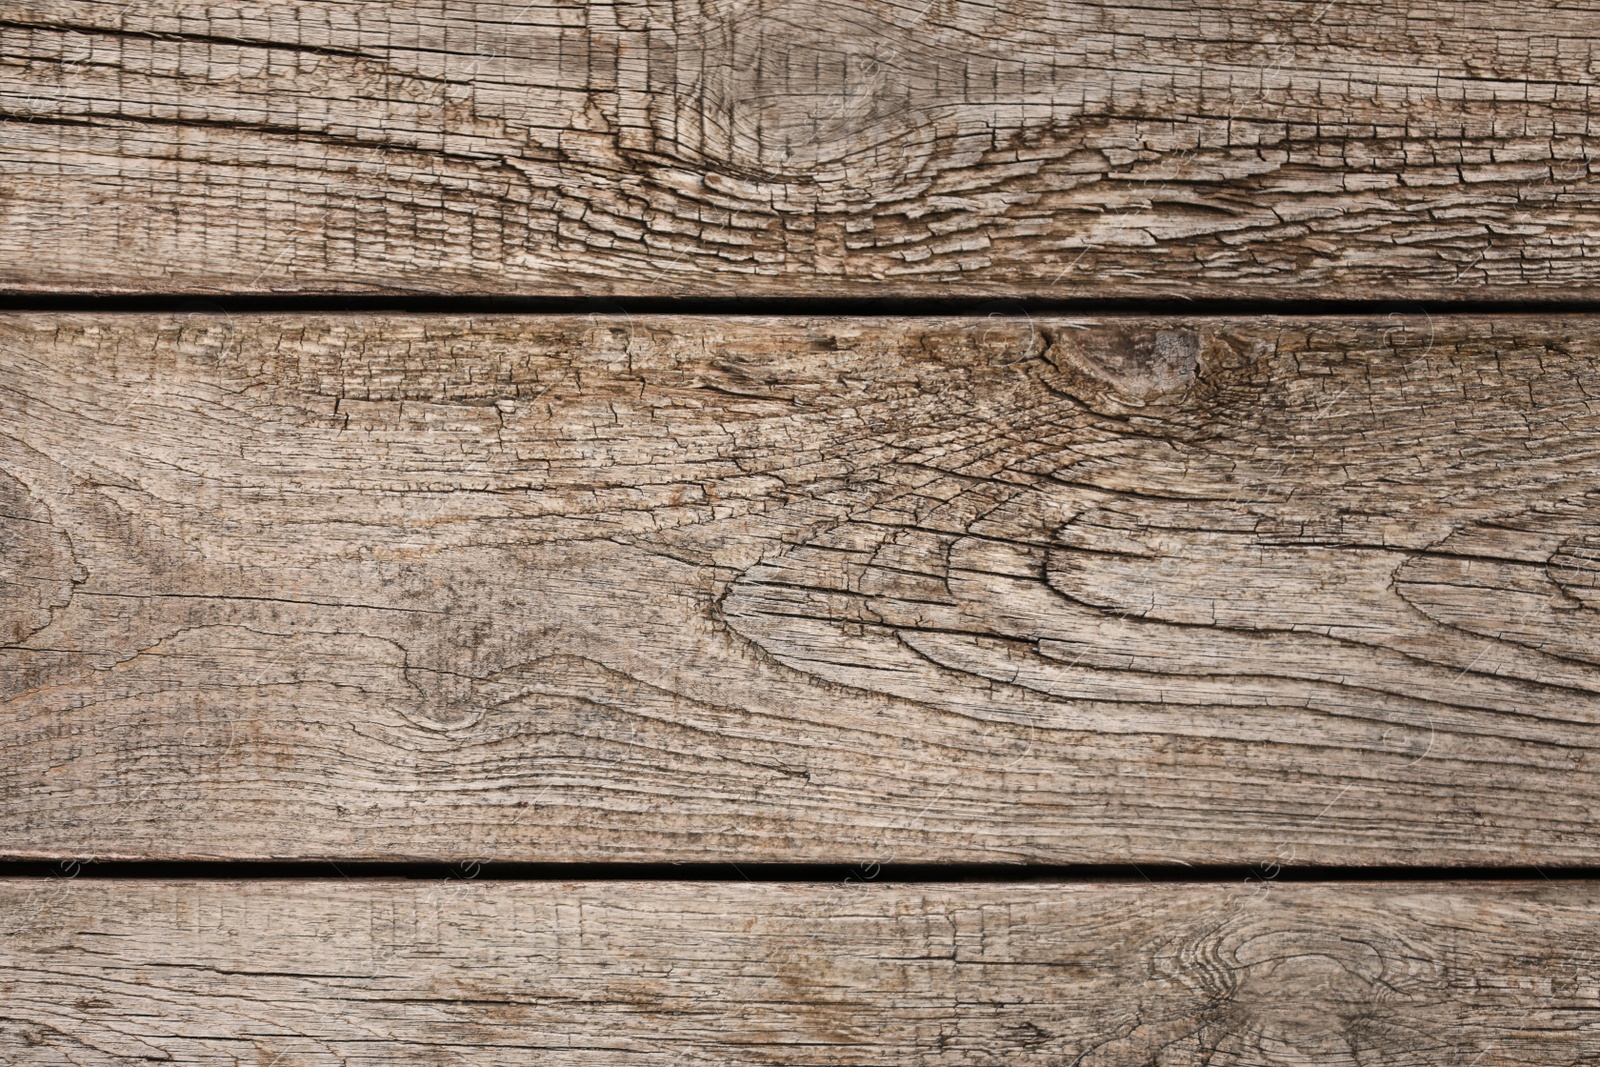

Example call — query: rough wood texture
[2,879,1597,1065]
[6,313,1600,864]
[2,0,1598,296]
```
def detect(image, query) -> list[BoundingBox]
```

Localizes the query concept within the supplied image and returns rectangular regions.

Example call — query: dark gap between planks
[4,295,1600,317]
[0,862,1596,883]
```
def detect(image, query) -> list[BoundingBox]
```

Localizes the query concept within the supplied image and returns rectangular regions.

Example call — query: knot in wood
[1042,323,1200,415]
[1151,907,1437,1060]
[685,0,927,188]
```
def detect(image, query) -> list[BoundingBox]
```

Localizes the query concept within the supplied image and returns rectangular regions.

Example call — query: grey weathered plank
[2,878,1597,1065]
[1,0,1596,296]
[5,313,1600,864]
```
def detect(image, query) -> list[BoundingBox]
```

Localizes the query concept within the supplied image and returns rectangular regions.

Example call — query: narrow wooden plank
[2,878,1596,1064]
[5,313,1600,864]
[1,1,1596,296]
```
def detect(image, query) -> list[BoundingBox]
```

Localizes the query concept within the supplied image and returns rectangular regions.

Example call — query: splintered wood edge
[1,879,1596,1064]
[1,0,1597,295]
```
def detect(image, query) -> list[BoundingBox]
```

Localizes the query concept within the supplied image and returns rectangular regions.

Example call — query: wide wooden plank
[6,313,1600,864]
[3,878,1597,1064]
[2,1,1597,296]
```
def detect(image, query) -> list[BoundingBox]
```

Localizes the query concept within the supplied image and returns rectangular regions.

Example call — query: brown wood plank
[1,1,1596,297]
[5,313,1600,864]
[2,878,1597,1064]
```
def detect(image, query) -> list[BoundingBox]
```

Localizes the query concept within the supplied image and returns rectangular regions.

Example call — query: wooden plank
[5,312,1600,864]
[1,1,1597,297]
[3,878,1597,1064]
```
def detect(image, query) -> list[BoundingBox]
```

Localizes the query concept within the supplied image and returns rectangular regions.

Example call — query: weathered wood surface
[5,313,1600,864]
[2,0,1597,296]
[3,879,1597,1065]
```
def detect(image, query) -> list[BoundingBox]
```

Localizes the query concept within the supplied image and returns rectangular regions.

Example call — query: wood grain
[3,878,1597,1065]
[2,0,1597,296]
[6,313,1600,864]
